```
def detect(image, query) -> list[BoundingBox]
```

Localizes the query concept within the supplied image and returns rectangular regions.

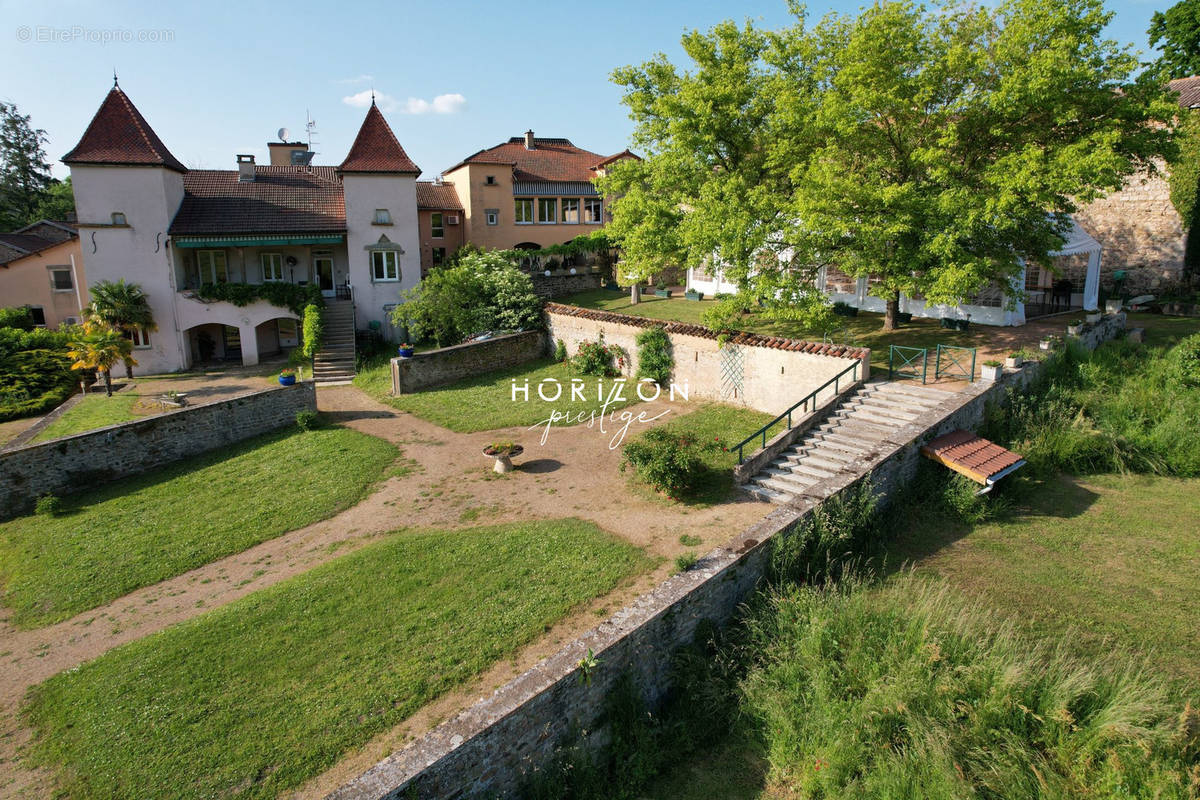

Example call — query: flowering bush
[572,333,625,377]
[620,428,706,497]
[635,327,673,385]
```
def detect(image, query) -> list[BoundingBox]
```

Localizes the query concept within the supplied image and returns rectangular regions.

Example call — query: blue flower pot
[397,347,415,358]
[278,374,296,386]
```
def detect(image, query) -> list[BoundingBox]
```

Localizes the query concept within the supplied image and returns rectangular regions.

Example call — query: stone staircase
[743,381,948,504]
[312,300,356,384]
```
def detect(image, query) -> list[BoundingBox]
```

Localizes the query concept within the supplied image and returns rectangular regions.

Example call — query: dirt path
[0,384,768,798]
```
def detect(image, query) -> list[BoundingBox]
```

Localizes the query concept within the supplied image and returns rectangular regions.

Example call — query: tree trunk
[884,292,900,331]
[103,369,113,397]
[630,283,641,305]
[124,358,134,380]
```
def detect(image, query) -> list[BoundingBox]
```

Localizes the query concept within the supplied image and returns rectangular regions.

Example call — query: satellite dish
[277,127,290,142]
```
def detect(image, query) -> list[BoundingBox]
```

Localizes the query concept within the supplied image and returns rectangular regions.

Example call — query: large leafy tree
[601,0,1174,331]
[1148,0,1200,80]
[33,178,76,223]
[68,323,135,397]
[0,102,53,230]
[84,279,156,378]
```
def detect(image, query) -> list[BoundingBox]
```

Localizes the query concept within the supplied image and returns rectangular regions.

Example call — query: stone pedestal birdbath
[483,443,523,474]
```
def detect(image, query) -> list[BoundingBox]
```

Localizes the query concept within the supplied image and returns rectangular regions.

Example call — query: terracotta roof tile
[415,181,463,210]
[1169,75,1200,109]
[339,104,420,174]
[922,430,1023,482]
[591,149,642,170]
[169,166,346,236]
[544,302,869,360]
[62,87,186,173]
[448,137,610,183]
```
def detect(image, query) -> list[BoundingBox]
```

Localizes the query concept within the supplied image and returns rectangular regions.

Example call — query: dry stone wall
[0,383,315,519]
[390,332,546,394]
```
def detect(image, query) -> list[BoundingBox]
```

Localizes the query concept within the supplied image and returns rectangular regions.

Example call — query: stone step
[777,452,850,473]
[753,473,817,495]
[767,460,837,480]
[742,483,790,503]
[819,416,896,439]
[834,407,911,430]
[845,396,925,418]
[869,383,947,405]
[787,443,859,465]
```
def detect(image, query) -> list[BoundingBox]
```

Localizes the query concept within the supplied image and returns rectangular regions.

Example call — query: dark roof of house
[62,86,187,173]
[543,302,870,359]
[446,137,613,183]
[339,104,421,174]
[1169,75,1200,109]
[415,181,463,210]
[0,222,78,267]
[169,166,346,236]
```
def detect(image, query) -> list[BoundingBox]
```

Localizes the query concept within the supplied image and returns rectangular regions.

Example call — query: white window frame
[514,198,533,224]
[561,198,580,225]
[371,250,400,282]
[197,249,228,284]
[431,212,444,239]
[584,198,602,224]
[261,252,285,282]
[373,208,392,225]
[49,267,74,292]
[485,208,499,226]
[130,326,152,349]
[537,198,557,224]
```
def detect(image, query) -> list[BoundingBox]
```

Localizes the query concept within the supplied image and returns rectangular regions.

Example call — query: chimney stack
[237,154,256,182]
[524,130,535,150]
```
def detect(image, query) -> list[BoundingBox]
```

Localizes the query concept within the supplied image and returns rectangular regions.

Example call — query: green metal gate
[888,345,928,383]
[935,344,977,382]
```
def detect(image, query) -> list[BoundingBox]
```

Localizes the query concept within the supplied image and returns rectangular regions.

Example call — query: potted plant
[278,367,297,386]
[833,301,858,317]
[955,315,971,331]
[1086,311,1102,324]
[896,311,913,324]
[940,316,956,329]
[684,288,703,301]
[483,440,524,474]
[397,343,415,358]
[1066,320,1086,336]
[981,360,1003,381]
[1039,335,1061,351]
[653,279,672,298]
[1004,352,1023,369]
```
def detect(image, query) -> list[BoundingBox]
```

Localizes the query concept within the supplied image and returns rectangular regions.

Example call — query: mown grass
[622,403,775,505]
[29,392,141,442]
[25,520,653,800]
[355,355,640,433]
[0,425,397,627]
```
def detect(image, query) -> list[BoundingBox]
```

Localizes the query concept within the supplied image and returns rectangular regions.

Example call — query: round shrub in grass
[742,575,1200,799]
[620,428,705,498]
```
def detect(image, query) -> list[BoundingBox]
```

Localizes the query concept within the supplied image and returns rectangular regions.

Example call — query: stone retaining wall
[330,316,1126,800]
[545,304,870,415]
[390,332,546,394]
[530,271,604,299]
[0,383,316,519]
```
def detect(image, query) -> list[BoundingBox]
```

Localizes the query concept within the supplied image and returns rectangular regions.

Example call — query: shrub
[635,327,673,385]
[301,304,323,359]
[35,494,63,517]
[832,300,858,317]
[554,338,568,363]
[194,282,321,315]
[674,552,698,572]
[294,410,320,431]
[620,428,706,497]
[1173,333,1200,387]
[0,306,35,330]
[397,251,542,346]
[572,334,624,377]
[0,327,78,422]
[484,440,520,456]
[678,533,702,547]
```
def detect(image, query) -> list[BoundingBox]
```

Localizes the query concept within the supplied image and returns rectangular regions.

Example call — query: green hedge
[0,328,77,422]
[194,282,322,315]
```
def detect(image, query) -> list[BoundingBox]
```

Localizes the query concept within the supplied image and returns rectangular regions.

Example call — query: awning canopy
[921,430,1026,490]
[1050,218,1101,258]
[172,234,345,248]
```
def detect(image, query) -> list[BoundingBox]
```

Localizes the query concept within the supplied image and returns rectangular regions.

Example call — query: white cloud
[402,93,467,115]
[341,89,400,112]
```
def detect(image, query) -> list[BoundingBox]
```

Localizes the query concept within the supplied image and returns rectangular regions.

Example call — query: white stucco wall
[342,173,421,337]
[70,164,189,374]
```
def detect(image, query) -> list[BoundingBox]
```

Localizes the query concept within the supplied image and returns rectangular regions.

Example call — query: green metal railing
[935,344,976,382]
[732,359,862,464]
[888,345,928,383]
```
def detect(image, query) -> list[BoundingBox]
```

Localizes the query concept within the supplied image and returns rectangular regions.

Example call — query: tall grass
[742,575,1200,799]
[986,336,1200,477]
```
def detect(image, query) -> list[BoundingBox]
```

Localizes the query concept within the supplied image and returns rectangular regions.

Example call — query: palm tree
[68,323,134,397]
[84,279,156,378]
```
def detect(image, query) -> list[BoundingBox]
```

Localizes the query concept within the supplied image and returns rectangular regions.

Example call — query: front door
[314,255,335,298]
[222,325,241,359]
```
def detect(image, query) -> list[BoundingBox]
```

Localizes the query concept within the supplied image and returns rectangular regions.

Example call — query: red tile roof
[169,166,346,236]
[339,104,421,174]
[62,87,187,173]
[591,149,641,170]
[544,302,870,360]
[415,181,463,210]
[921,430,1023,484]
[447,137,611,183]
[1169,76,1200,109]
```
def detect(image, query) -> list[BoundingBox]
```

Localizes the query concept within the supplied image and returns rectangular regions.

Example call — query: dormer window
[373,208,392,225]
[111,212,127,226]
[485,175,497,185]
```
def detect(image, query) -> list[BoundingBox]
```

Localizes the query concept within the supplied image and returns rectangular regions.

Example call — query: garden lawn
[626,403,774,505]
[25,520,653,800]
[30,392,141,442]
[355,356,639,433]
[0,425,397,628]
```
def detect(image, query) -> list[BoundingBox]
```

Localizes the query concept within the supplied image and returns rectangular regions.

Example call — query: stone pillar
[239,321,260,366]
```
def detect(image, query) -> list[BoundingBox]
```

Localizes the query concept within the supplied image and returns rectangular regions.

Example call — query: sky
[0,0,1174,181]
